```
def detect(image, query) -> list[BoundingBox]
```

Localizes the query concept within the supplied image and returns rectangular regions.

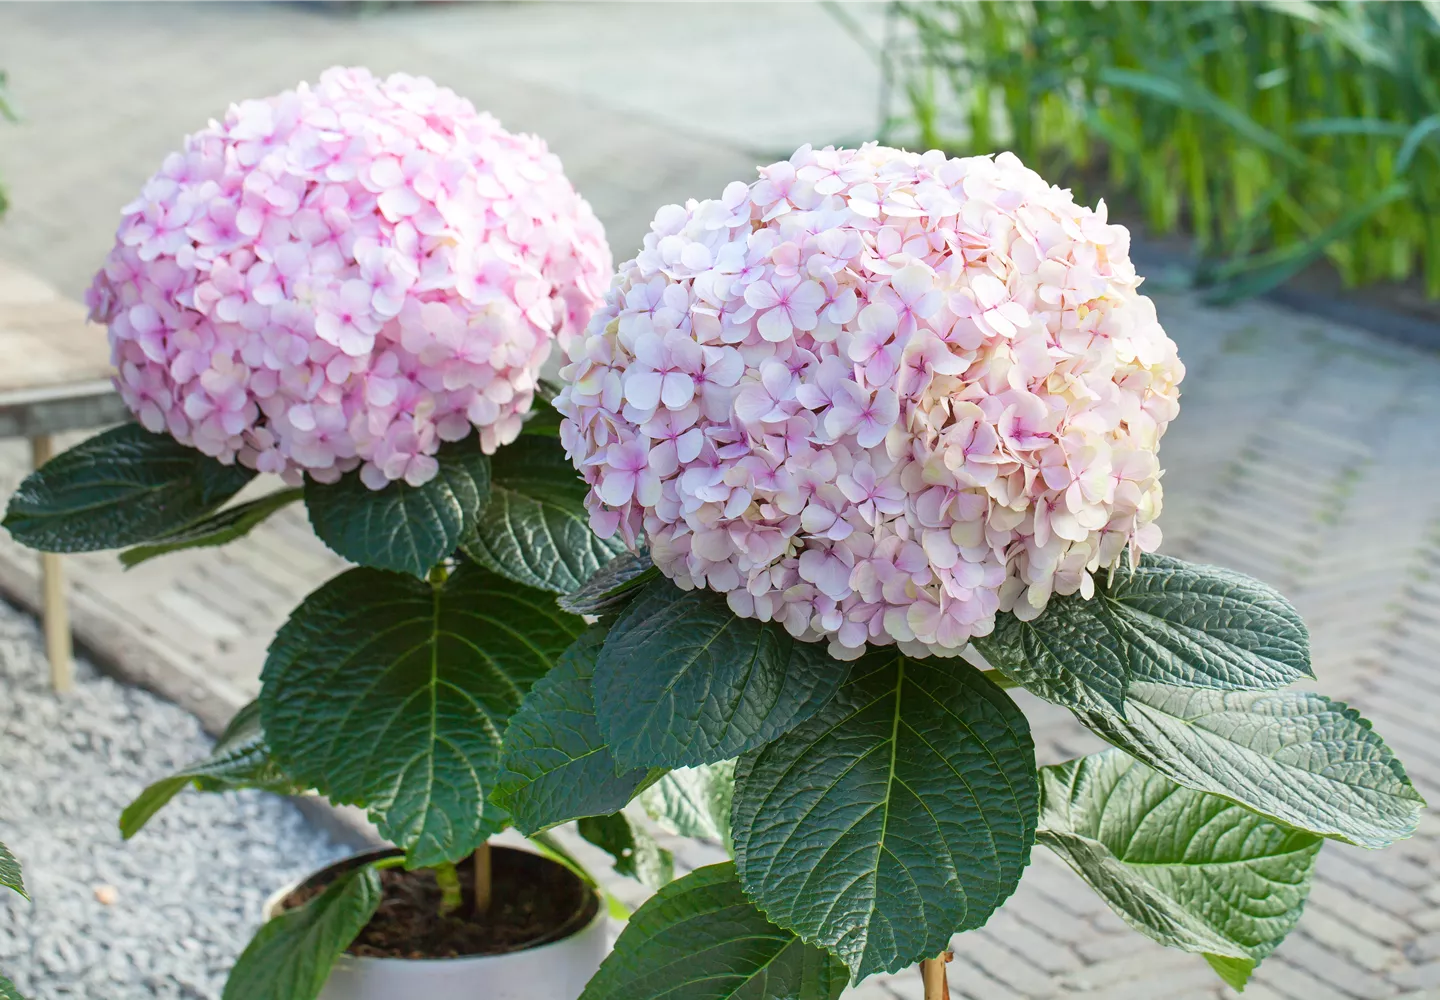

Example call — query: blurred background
[0,4,1437,1000]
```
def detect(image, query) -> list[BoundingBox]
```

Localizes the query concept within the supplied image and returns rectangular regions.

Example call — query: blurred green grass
[879,1,1440,302]
[0,69,14,220]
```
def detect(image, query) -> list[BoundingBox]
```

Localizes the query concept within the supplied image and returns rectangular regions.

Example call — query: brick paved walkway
[0,4,1436,999]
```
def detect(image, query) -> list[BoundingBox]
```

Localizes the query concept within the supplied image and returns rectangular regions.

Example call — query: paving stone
[1252,958,1367,1000]
[1276,935,1400,999]
[1390,961,1440,992]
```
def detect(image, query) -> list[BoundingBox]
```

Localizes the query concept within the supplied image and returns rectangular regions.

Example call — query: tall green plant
[886,1,1440,300]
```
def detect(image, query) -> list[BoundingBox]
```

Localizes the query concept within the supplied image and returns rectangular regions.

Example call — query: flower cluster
[87,66,610,488]
[557,144,1183,659]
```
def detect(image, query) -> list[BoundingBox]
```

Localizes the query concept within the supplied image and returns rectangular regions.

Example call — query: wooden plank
[0,259,123,436]
[0,297,114,393]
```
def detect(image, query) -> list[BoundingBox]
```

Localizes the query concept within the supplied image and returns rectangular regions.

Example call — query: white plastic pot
[263,846,609,1000]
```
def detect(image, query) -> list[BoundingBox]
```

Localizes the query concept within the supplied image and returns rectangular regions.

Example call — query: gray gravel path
[0,600,347,1000]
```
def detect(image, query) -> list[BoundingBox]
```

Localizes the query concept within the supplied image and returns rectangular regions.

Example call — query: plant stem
[920,951,952,1000]
[434,860,463,917]
[472,841,492,918]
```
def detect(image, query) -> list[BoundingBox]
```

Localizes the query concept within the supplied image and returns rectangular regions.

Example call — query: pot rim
[263,844,606,966]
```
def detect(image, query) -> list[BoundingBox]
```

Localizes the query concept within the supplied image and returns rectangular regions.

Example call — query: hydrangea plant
[4,79,1423,1000]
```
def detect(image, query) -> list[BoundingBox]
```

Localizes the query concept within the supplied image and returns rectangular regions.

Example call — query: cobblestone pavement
[1,4,1438,999]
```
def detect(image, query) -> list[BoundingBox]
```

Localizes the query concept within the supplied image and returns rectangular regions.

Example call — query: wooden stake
[29,435,72,693]
[920,951,952,1000]
[472,840,492,918]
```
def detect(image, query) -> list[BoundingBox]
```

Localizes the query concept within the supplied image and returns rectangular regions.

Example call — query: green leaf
[974,554,1312,714]
[304,437,491,579]
[595,580,848,769]
[0,842,24,899]
[0,973,25,1000]
[578,812,675,891]
[119,488,302,567]
[223,864,382,1000]
[1039,750,1323,990]
[493,628,663,835]
[642,760,736,853]
[731,651,1037,978]
[261,562,584,867]
[121,700,305,839]
[580,863,848,1000]
[462,433,625,594]
[1071,682,1424,849]
[520,398,564,437]
[4,423,255,553]
[557,549,659,616]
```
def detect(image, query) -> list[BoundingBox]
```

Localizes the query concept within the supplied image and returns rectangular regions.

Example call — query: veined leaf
[304,436,491,579]
[595,579,848,769]
[1073,683,1423,849]
[1039,750,1323,990]
[4,423,254,553]
[463,433,625,594]
[732,651,1037,978]
[642,760,736,853]
[121,699,305,839]
[120,488,302,567]
[223,864,382,1000]
[974,553,1312,714]
[493,628,663,835]
[557,549,659,616]
[580,863,848,1000]
[578,812,674,891]
[261,562,583,867]
[0,842,24,899]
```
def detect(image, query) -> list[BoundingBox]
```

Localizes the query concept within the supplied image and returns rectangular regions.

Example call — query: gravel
[0,600,349,999]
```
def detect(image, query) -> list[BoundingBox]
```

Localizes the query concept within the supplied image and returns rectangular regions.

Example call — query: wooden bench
[0,259,131,690]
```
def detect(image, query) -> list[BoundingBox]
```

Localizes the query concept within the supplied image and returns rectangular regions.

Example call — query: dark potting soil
[281,848,597,959]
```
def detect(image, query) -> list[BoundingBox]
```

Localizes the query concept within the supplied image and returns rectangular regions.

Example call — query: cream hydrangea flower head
[556,144,1183,659]
[88,66,611,489]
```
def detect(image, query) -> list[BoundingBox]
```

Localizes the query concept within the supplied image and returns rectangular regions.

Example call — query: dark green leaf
[1039,750,1323,990]
[0,973,25,1000]
[642,760,736,853]
[261,562,583,867]
[578,812,674,891]
[121,700,305,839]
[304,437,491,578]
[732,651,1037,978]
[0,842,24,899]
[974,554,1312,714]
[462,433,625,593]
[493,628,663,835]
[557,549,659,616]
[223,864,381,1000]
[4,423,254,553]
[520,398,563,437]
[1075,682,1423,848]
[596,580,848,769]
[120,488,302,567]
[580,863,848,1000]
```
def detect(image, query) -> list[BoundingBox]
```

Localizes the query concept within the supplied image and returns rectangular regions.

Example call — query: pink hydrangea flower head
[88,66,611,487]
[557,144,1184,660]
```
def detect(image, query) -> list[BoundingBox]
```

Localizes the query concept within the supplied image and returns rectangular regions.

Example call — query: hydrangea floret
[87,66,610,489]
[557,143,1184,659]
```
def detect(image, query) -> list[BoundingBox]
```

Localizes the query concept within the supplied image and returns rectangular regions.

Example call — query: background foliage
[878,1,1440,301]
[0,69,14,220]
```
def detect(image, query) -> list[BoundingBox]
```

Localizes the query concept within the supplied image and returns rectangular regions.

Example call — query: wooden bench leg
[29,434,73,693]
